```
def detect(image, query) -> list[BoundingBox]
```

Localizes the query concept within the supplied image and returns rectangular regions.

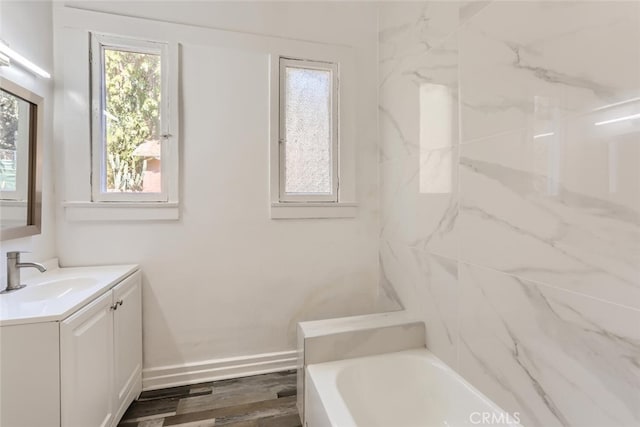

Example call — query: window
[279,58,338,202]
[91,33,176,203]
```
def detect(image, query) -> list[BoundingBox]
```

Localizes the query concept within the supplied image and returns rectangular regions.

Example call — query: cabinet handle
[110,303,119,311]
[117,299,124,307]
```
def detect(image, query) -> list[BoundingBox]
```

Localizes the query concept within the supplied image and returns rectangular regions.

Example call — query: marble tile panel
[460,1,640,142]
[304,321,425,365]
[379,238,427,312]
[458,113,640,308]
[379,1,461,83]
[458,262,640,427]
[458,1,492,24]
[381,245,460,366]
[297,311,420,338]
[416,253,459,368]
[380,35,459,162]
[380,146,459,259]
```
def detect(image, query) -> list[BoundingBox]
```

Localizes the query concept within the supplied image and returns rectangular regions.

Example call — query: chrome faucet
[2,251,47,293]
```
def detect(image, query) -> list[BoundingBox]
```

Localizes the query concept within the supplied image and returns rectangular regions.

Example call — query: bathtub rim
[305,348,523,427]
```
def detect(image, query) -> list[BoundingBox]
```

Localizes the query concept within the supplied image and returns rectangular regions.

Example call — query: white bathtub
[305,349,522,427]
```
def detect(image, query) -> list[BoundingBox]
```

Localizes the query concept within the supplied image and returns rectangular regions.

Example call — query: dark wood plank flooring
[117,370,301,427]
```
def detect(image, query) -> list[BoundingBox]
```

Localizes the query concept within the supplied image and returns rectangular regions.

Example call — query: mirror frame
[0,77,43,241]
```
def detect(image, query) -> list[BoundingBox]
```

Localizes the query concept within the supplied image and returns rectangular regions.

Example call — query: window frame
[278,57,339,203]
[90,33,172,203]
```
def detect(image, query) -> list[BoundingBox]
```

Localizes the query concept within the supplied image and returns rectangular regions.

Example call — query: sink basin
[0,263,139,326]
[19,277,101,301]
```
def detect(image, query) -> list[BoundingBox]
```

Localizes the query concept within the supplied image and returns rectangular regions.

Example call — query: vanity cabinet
[61,270,142,427]
[0,268,141,427]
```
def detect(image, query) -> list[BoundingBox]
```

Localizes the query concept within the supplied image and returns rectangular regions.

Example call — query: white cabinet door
[112,271,142,421]
[60,291,114,427]
[0,322,60,427]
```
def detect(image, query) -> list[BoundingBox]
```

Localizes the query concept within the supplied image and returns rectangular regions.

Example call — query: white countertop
[0,263,139,326]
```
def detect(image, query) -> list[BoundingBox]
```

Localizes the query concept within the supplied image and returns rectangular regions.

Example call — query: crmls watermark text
[469,411,521,425]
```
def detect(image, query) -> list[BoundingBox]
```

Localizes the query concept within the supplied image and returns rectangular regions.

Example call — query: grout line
[457,259,640,313]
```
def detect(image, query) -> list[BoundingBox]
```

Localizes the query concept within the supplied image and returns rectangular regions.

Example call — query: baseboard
[142,350,298,391]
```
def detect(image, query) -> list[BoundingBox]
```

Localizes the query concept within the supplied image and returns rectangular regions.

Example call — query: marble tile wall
[378,2,640,426]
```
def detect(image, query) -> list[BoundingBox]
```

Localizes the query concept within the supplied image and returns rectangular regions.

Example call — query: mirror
[0,78,43,240]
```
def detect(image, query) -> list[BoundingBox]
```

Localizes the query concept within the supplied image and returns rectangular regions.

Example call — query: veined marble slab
[378,2,640,426]
[380,35,460,260]
[460,1,640,142]
[413,252,459,368]
[379,1,461,85]
[459,262,640,427]
[380,30,460,162]
[379,240,459,368]
[298,311,420,340]
[459,110,640,309]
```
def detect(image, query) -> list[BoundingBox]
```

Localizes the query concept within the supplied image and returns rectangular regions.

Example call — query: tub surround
[379,2,640,426]
[298,310,420,340]
[298,311,425,365]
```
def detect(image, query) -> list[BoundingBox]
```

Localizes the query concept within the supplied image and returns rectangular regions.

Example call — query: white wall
[54,1,382,387]
[379,2,640,426]
[0,1,56,276]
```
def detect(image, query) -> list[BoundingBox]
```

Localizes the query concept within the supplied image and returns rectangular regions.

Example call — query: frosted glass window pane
[284,66,332,194]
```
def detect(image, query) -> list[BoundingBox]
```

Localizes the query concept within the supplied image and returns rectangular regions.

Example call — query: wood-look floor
[117,370,301,427]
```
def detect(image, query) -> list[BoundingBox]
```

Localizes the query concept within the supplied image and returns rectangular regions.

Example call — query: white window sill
[0,200,27,207]
[63,201,179,221]
[270,202,358,219]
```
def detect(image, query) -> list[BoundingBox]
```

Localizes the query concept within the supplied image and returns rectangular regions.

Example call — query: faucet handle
[6,251,30,259]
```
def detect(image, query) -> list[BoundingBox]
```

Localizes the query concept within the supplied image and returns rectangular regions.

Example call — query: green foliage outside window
[104,49,160,192]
